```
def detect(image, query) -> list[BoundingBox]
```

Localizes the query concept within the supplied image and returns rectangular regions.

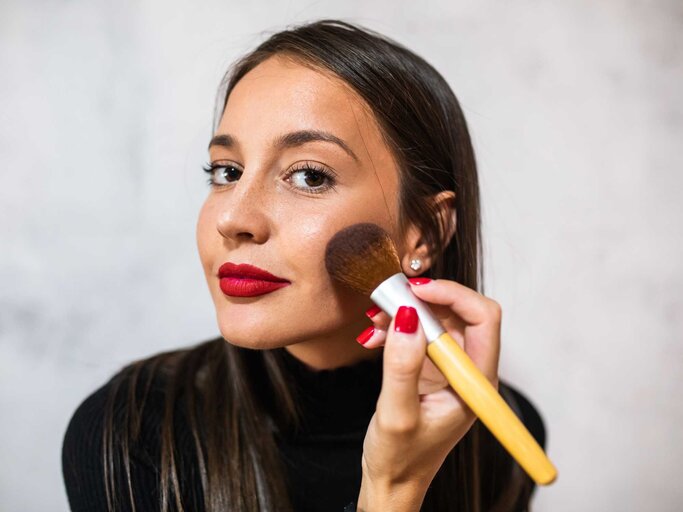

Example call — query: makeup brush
[325,222,558,486]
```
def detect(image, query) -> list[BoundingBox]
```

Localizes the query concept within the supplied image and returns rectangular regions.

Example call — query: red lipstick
[218,262,290,297]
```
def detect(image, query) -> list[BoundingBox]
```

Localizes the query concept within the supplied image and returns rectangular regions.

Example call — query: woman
[62,19,547,512]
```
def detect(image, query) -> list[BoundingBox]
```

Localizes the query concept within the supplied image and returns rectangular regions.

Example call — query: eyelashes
[202,161,338,195]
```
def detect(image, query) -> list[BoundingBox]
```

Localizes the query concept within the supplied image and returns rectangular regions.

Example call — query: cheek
[280,206,380,313]
[196,200,217,273]
[199,182,398,347]
[280,217,334,298]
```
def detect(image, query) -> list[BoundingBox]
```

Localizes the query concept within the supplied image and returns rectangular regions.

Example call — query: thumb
[378,306,427,431]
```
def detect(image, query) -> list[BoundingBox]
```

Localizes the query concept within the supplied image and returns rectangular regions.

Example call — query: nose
[215,171,271,244]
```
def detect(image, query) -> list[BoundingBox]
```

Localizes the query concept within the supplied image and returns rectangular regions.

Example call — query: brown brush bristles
[324,223,402,296]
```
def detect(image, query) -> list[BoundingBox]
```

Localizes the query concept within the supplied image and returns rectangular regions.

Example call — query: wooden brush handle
[426,332,558,485]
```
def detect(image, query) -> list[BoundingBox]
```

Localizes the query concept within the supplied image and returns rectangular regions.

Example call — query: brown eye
[286,163,338,195]
[215,165,242,184]
[202,163,242,187]
[303,170,325,187]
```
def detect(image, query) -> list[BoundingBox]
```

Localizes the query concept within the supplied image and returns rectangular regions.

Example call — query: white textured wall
[1,1,681,511]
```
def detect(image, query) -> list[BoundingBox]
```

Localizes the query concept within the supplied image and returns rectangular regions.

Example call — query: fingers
[365,305,391,330]
[356,304,390,349]
[358,304,450,395]
[376,306,426,431]
[408,278,501,385]
[355,326,387,349]
[356,279,502,387]
[407,278,501,325]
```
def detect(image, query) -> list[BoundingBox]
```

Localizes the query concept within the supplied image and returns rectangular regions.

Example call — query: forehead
[219,55,390,164]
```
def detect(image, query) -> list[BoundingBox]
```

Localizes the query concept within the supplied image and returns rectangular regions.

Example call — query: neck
[284,320,382,371]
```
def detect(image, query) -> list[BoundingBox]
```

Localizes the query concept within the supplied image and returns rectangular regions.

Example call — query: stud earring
[409,258,422,272]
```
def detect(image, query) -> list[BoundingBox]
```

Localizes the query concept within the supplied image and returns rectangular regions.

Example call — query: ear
[399,190,457,276]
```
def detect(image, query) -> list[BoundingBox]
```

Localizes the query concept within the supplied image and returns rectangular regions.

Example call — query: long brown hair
[102,19,535,511]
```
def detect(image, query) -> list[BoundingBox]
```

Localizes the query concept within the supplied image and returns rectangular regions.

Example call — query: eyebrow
[208,129,360,163]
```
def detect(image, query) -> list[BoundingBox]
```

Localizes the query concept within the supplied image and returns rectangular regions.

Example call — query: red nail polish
[365,305,382,318]
[408,277,432,285]
[356,326,375,345]
[394,306,418,333]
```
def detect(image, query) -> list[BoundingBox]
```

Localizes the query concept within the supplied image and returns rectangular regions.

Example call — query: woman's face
[196,55,408,355]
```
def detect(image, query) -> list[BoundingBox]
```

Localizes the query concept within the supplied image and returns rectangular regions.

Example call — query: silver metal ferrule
[369,273,445,343]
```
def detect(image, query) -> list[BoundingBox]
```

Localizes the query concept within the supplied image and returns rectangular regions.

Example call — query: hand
[356,277,502,511]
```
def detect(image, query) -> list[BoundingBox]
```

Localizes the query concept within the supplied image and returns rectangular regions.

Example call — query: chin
[215,318,291,351]
[215,317,340,352]
[219,335,283,351]
[216,323,267,349]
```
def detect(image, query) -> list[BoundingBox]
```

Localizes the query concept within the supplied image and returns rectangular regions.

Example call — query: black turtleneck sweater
[62,342,545,511]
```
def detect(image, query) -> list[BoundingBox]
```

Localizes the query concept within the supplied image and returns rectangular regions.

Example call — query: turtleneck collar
[276,346,384,439]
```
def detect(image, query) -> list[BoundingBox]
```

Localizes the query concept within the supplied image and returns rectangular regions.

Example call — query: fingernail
[394,306,418,333]
[408,277,432,285]
[365,305,382,318]
[356,326,375,345]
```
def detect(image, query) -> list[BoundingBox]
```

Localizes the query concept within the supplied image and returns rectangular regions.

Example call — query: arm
[356,474,429,512]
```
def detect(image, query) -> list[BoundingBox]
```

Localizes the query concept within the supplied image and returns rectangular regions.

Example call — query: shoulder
[62,336,225,459]
[63,358,165,438]
[60,368,150,511]
[62,338,220,455]
[61,363,166,483]
[61,338,222,510]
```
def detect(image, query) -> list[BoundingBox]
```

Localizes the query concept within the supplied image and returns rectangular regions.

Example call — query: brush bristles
[324,223,402,296]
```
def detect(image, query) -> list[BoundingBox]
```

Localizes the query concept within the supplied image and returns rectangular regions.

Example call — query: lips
[218,262,290,297]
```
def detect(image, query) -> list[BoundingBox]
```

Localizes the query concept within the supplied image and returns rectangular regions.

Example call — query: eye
[201,160,338,194]
[285,162,338,194]
[202,162,242,187]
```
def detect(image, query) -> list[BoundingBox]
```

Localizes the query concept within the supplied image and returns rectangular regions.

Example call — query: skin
[197,54,428,370]
[196,54,502,509]
[358,281,501,510]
